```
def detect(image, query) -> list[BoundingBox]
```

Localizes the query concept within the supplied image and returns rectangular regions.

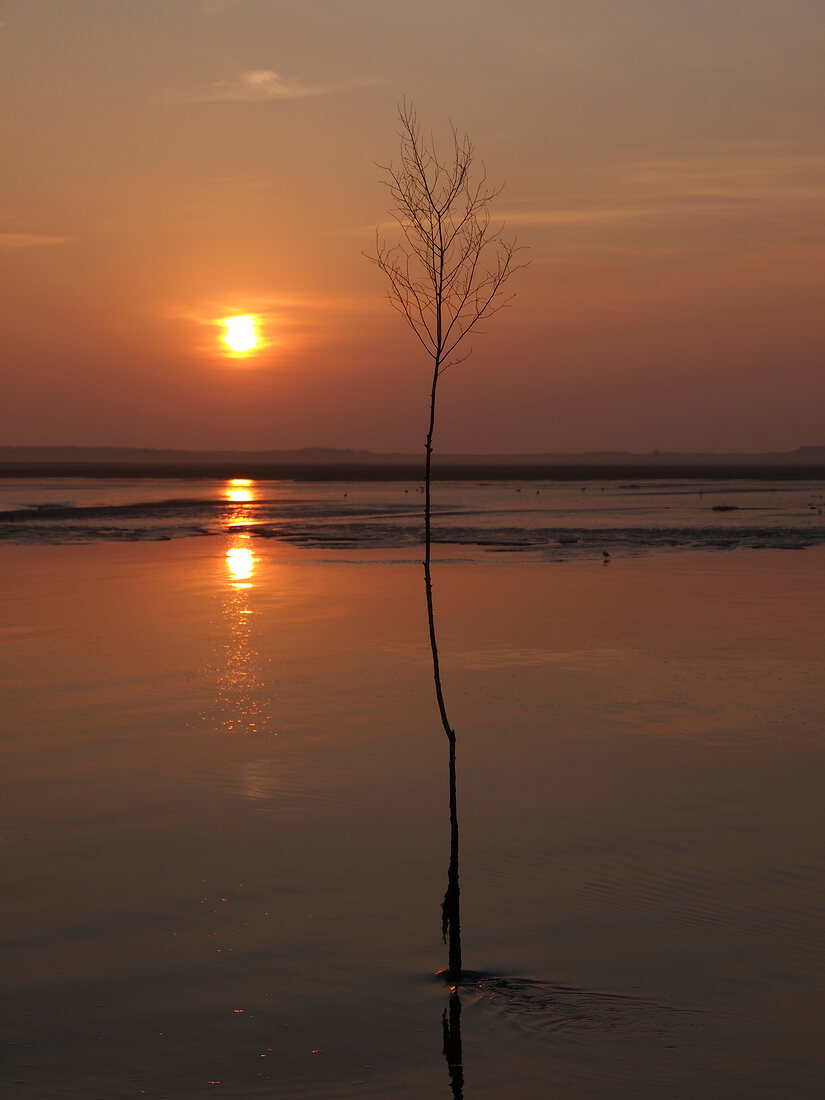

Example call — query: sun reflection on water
[226,478,255,505]
[224,479,259,527]
[226,545,255,585]
[200,531,276,737]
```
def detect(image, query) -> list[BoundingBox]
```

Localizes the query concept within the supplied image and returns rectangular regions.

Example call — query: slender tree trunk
[424,360,462,981]
[375,103,521,986]
[445,733,461,978]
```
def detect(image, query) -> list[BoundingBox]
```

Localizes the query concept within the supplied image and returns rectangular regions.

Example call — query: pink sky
[2,0,823,453]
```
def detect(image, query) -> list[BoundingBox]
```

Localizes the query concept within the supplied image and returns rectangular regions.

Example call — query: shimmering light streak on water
[202,538,274,736]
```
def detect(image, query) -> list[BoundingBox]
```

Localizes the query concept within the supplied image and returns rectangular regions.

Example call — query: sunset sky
[2,0,823,453]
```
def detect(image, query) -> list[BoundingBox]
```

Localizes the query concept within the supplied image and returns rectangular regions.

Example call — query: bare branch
[372,103,526,379]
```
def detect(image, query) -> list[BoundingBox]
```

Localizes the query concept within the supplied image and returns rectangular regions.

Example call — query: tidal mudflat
[2,501,824,1097]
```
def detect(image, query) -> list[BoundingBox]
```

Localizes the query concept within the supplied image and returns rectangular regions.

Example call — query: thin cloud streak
[0,232,73,250]
[200,0,245,13]
[176,69,377,104]
[498,146,825,230]
[162,290,382,335]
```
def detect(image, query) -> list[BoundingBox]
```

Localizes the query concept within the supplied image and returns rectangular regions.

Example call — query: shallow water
[2,476,824,555]
[2,501,825,1096]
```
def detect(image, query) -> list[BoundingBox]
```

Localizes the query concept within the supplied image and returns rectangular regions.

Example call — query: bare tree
[372,103,523,981]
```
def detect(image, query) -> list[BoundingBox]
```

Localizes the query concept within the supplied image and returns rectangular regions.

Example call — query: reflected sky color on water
[2,510,825,1097]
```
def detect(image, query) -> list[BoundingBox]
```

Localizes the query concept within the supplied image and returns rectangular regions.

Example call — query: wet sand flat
[2,539,824,1097]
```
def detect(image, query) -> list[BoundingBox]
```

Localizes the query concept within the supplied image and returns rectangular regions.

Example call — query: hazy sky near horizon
[2,0,824,453]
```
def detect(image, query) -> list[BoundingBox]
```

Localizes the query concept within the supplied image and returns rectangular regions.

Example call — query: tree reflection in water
[442,988,465,1100]
[426,557,469,1096]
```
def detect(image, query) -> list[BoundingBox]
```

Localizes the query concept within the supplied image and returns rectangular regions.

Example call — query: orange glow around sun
[223,315,258,354]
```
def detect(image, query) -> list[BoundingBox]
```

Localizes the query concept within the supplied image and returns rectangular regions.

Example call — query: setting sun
[224,316,258,353]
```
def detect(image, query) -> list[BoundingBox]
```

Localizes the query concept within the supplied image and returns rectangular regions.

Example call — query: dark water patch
[470,827,825,980]
[618,482,823,496]
[0,523,215,545]
[0,497,222,522]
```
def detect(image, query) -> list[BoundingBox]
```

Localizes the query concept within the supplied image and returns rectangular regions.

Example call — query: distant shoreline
[2,461,825,481]
[3,444,825,481]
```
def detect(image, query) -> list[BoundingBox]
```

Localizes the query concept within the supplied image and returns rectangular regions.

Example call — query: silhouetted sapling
[373,102,523,980]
